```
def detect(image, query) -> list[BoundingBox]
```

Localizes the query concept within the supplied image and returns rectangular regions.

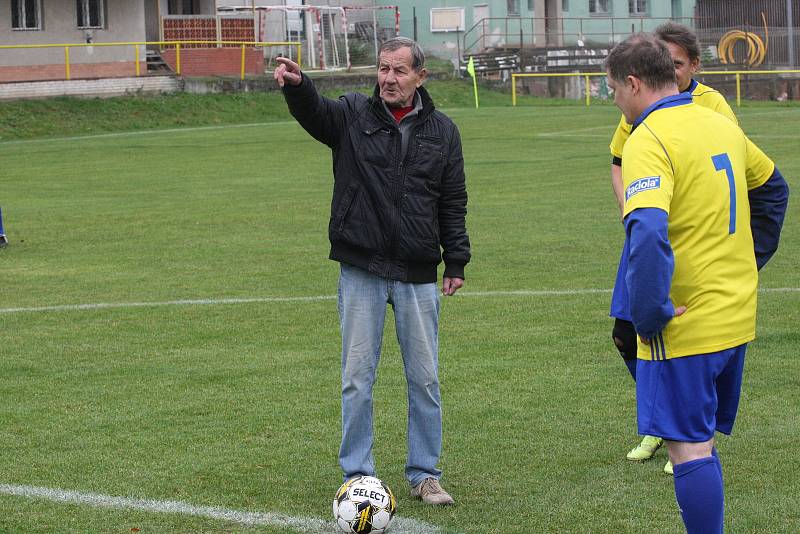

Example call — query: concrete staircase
[146,50,172,73]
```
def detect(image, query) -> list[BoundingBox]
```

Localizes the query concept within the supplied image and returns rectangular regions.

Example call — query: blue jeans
[337,263,442,487]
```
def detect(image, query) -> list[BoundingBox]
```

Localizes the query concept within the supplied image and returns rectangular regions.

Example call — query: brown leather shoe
[411,477,455,505]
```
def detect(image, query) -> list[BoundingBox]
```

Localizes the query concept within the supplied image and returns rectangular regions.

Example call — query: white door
[473,4,489,26]
[472,4,490,50]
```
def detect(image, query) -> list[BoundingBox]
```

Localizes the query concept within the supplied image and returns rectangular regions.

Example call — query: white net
[342,6,399,68]
[312,8,348,70]
[218,4,399,70]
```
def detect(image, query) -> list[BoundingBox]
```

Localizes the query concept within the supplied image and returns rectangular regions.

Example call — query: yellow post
[297,43,302,68]
[241,44,246,80]
[736,73,741,107]
[176,43,181,75]
[135,45,141,76]
[64,46,71,80]
[512,74,517,106]
[585,74,590,106]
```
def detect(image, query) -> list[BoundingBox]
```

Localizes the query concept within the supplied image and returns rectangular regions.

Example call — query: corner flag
[466,56,479,109]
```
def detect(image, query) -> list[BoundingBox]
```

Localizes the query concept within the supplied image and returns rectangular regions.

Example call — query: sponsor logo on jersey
[626,176,661,200]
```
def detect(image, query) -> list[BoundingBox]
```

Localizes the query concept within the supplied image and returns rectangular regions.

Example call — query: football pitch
[1,102,798,533]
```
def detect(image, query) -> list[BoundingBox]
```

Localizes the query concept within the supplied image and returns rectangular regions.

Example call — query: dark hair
[654,21,701,63]
[605,33,677,90]
[378,37,426,71]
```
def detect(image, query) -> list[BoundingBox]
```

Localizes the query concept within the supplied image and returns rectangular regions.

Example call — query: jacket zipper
[387,127,407,274]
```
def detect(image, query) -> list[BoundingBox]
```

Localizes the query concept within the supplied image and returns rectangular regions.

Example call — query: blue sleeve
[749,167,790,270]
[624,208,675,339]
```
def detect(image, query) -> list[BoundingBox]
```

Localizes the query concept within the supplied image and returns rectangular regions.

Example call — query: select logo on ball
[333,476,396,533]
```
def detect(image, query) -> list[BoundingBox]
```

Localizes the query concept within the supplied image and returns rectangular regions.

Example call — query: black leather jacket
[283,74,471,283]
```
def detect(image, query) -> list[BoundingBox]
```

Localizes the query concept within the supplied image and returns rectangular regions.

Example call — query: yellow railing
[0,40,302,81]
[512,70,800,107]
[704,70,800,107]
[511,72,606,107]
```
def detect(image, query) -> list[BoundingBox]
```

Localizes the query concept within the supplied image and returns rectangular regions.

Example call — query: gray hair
[378,37,426,71]
[605,33,676,90]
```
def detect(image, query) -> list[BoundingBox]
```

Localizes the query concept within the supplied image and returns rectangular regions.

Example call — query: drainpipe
[789,0,796,67]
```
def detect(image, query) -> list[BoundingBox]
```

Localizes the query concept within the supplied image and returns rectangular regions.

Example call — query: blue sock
[624,358,637,380]
[673,456,724,534]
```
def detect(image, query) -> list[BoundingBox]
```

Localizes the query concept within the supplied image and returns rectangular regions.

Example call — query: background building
[388,0,696,62]
[3,0,797,83]
[0,0,220,81]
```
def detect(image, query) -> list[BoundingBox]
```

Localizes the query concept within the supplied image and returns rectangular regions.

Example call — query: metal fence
[463,7,799,69]
[462,17,698,53]
[512,70,800,105]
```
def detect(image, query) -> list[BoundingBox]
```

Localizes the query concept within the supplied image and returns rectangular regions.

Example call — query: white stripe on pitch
[0,121,298,146]
[3,106,796,146]
[536,124,613,137]
[0,483,445,534]
[1,287,797,315]
[462,289,612,296]
[0,290,608,314]
[0,295,336,314]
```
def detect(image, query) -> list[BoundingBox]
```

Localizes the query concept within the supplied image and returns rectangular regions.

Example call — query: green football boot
[663,459,674,475]
[626,435,663,461]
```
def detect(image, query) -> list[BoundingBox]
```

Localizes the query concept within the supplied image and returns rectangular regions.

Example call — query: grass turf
[1,88,798,533]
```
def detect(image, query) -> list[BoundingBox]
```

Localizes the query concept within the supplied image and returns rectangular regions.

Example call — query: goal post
[218,4,400,70]
[342,6,400,68]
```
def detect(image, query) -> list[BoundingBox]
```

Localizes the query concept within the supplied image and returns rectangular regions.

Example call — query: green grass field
[1,91,798,533]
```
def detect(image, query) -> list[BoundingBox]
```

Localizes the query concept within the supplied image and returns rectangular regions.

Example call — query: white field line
[535,124,613,137]
[0,483,445,534]
[0,121,298,146]
[3,108,794,146]
[738,107,800,118]
[739,133,800,139]
[533,107,800,139]
[0,295,335,314]
[1,288,797,315]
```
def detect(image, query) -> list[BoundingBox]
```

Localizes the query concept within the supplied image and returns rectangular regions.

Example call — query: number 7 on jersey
[712,153,736,234]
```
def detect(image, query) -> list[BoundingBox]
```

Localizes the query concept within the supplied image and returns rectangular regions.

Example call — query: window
[77,0,104,29]
[11,0,41,30]
[430,8,465,32]
[589,0,611,15]
[629,0,646,15]
[507,0,520,16]
[528,0,535,11]
[168,0,198,15]
[562,0,570,11]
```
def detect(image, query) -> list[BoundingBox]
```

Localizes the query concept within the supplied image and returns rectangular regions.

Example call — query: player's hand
[639,305,687,345]
[274,57,302,88]
[442,277,463,296]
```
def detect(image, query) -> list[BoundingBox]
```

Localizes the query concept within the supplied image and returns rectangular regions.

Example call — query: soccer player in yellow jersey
[609,22,737,213]
[606,34,788,534]
[609,23,743,474]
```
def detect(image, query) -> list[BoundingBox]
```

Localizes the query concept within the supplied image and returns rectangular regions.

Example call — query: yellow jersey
[622,95,773,359]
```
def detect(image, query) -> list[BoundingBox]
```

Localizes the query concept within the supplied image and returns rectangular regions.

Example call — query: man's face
[378,46,426,108]
[665,41,698,93]
[608,72,640,124]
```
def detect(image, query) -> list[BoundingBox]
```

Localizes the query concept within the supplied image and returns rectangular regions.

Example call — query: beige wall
[1,0,146,66]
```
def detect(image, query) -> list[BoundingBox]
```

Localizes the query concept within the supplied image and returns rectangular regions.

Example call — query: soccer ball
[333,475,396,533]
